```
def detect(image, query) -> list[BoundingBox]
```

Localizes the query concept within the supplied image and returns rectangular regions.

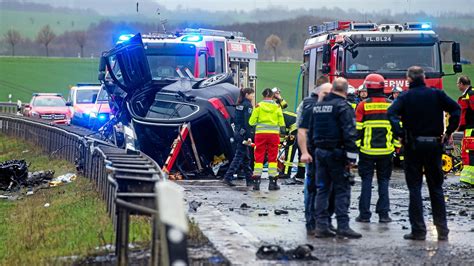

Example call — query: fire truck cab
[302,21,462,97]
[122,28,258,90]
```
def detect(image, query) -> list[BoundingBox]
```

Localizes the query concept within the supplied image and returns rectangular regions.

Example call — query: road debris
[240,203,250,209]
[256,244,318,261]
[274,209,289,215]
[49,173,76,187]
[188,200,202,213]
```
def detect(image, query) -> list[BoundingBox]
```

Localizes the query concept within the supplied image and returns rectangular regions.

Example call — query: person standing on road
[301,78,361,239]
[387,66,460,241]
[223,88,255,187]
[355,74,400,224]
[297,81,333,235]
[249,88,285,191]
[456,75,474,185]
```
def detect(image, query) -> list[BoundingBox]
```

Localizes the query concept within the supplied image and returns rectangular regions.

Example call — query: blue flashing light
[182,35,203,42]
[421,23,432,29]
[98,114,108,121]
[116,34,135,44]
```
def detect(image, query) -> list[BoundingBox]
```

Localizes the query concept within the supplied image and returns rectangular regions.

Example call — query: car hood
[33,106,70,113]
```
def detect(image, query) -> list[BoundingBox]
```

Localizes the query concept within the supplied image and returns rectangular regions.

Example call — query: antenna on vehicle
[184,68,196,81]
[175,68,185,78]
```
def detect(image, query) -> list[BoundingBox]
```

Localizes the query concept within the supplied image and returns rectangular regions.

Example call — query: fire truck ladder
[162,122,202,178]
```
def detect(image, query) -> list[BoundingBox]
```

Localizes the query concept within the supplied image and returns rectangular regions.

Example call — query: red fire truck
[119,28,258,90]
[302,21,462,96]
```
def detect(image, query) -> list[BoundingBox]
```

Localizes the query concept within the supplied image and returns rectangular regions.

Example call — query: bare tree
[36,25,56,57]
[74,31,87,58]
[265,34,282,62]
[3,29,22,56]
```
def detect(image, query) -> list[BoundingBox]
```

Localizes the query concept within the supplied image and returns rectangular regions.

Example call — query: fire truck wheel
[198,73,234,88]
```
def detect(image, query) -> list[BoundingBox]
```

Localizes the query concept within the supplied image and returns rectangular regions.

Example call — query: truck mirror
[322,65,330,75]
[453,63,463,73]
[452,42,461,63]
[98,56,107,81]
[322,44,331,65]
[207,57,216,73]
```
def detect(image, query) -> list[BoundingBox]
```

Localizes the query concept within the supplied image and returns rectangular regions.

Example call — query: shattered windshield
[145,43,196,80]
[346,45,440,73]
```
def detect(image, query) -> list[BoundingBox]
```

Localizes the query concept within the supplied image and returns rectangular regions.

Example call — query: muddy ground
[180,170,474,264]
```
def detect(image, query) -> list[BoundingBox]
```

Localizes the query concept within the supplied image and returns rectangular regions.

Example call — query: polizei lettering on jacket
[313,105,333,113]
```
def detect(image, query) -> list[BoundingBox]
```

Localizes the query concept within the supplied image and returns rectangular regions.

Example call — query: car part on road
[256,244,318,261]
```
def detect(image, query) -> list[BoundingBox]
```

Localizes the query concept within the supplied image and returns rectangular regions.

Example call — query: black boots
[268,177,280,191]
[253,176,261,191]
[252,176,280,191]
[336,227,363,239]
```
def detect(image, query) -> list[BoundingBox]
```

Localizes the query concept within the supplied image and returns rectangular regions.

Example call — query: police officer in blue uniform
[223,88,255,187]
[298,82,334,235]
[387,66,460,241]
[301,78,361,239]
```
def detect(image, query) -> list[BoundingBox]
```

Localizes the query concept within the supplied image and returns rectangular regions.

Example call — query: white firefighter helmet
[392,86,403,93]
[347,85,356,95]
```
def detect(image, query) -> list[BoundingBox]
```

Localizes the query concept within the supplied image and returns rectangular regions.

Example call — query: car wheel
[198,73,234,88]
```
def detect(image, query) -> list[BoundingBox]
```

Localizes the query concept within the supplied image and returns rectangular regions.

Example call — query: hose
[294,68,304,113]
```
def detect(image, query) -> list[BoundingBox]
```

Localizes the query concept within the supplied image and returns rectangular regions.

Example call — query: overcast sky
[16,0,474,14]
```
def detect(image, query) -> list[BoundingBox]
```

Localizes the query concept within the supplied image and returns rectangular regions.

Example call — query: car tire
[198,73,234,88]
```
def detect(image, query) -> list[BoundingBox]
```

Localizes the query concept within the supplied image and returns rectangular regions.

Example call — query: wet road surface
[180,170,474,264]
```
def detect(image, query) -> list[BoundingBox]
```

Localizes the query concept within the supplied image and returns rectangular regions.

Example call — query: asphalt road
[181,170,474,264]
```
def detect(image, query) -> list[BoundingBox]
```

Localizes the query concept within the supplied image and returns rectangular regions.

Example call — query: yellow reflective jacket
[249,100,285,134]
[355,97,401,156]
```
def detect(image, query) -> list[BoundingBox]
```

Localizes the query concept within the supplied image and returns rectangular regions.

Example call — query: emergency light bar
[181,28,243,39]
[76,83,100,87]
[33,93,62,97]
[142,33,176,40]
[404,22,432,30]
[181,35,203,42]
[350,23,377,31]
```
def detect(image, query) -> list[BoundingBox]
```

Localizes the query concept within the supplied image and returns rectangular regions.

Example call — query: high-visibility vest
[249,100,285,134]
[356,97,400,156]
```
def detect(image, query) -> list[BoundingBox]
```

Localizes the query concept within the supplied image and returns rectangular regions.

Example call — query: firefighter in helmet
[355,73,401,223]
[249,88,286,191]
[389,86,403,101]
[347,85,358,109]
[358,85,368,102]
[457,75,474,185]
[272,87,289,109]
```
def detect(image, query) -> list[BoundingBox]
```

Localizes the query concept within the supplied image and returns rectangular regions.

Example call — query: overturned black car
[98,34,241,177]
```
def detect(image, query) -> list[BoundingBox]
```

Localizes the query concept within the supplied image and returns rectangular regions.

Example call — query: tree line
[2,17,474,61]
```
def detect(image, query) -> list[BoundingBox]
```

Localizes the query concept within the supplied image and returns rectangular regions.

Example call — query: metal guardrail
[0,102,20,114]
[0,113,189,265]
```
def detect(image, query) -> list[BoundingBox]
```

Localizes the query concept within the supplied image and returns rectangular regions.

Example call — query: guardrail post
[116,208,130,266]
[156,181,189,266]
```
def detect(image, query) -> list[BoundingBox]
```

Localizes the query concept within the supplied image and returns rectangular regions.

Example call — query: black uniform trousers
[404,140,448,236]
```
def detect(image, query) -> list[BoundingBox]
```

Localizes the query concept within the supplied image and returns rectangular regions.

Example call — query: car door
[101,34,152,94]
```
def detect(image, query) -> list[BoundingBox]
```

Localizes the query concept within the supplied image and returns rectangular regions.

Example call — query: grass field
[0,134,151,264]
[0,10,102,38]
[0,56,472,111]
